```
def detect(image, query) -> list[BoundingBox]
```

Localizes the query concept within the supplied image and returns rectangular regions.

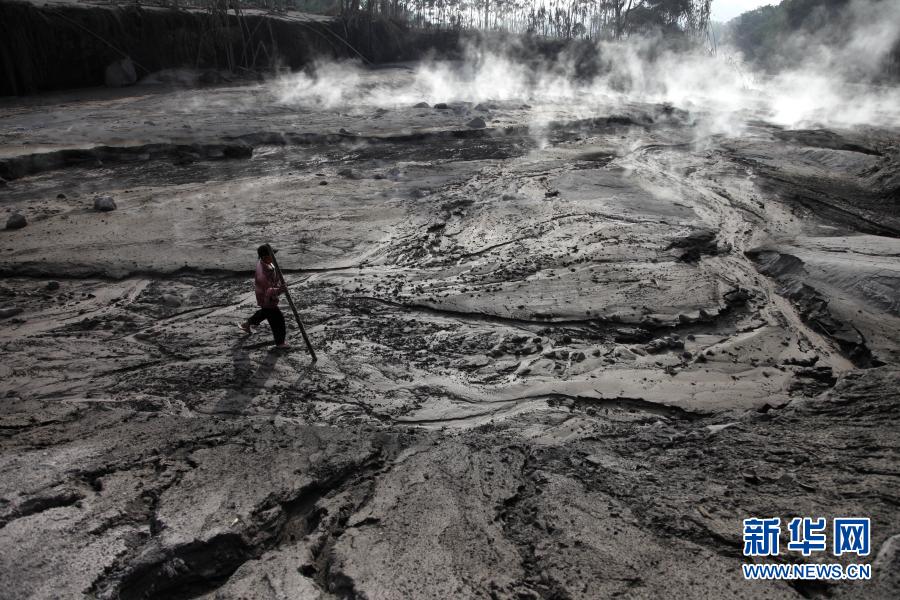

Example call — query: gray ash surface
[1,70,899,599]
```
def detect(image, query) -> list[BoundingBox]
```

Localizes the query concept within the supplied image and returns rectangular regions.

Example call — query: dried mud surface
[1,70,899,599]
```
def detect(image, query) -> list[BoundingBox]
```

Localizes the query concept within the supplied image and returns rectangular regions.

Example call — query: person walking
[239,244,289,349]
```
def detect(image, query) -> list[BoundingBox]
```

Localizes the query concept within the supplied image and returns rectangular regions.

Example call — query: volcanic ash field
[1,64,899,599]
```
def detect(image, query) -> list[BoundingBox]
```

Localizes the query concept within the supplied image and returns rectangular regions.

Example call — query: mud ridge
[96,444,392,600]
[747,249,883,367]
[0,111,660,183]
[0,142,253,182]
[0,264,362,281]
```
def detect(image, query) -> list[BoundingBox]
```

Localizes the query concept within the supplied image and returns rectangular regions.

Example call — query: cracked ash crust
[0,73,899,599]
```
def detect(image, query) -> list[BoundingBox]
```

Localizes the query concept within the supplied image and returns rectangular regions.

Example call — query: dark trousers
[249,307,286,345]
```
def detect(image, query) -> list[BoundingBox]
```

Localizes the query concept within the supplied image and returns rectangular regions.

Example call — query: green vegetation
[726,0,899,79]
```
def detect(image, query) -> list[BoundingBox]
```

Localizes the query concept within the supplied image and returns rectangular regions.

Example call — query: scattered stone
[93,196,117,212]
[645,336,685,354]
[57,193,66,200]
[466,117,486,129]
[104,57,137,88]
[433,103,449,109]
[413,101,430,108]
[613,327,651,343]
[46,281,60,291]
[319,180,328,186]
[474,103,489,111]
[161,294,182,308]
[0,307,23,319]
[337,168,359,179]
[5,213,27,230]
[338,128,350,134]
[571,351,586,362]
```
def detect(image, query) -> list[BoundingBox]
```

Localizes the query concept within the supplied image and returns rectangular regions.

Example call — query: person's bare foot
[238,322,252,334]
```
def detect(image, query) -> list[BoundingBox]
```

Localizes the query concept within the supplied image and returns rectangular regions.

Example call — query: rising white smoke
[274,0,900,131]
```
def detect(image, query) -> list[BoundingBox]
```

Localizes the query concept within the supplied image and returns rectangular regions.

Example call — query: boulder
[161,294,182,308]
[93,196,117,212]
[433,103,449,109]
[413,101,430,108]
[5,213,26,230]
[104,58,137,88]
[466,117,486,129]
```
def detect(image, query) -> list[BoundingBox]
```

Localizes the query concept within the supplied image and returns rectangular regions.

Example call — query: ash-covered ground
[1,64,899,599]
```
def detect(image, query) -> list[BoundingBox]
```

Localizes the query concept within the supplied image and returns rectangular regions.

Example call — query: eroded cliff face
[0,65,898,598]
[0,2,458,96]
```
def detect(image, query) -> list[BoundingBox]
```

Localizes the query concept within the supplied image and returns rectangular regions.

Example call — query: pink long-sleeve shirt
[254,260,282,308]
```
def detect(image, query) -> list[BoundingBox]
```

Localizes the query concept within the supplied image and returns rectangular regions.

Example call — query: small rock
[57,193,66,200]
[161,294,182,308]
[337,168,359,179]
[0,307,23,319]
[413,101,430,108]
[571,351,586,362]
[319,180,328,186]
[705,422,738,434]
[466,117,486,129]
[613,327,650,343]
[338,128,350,134]
[5,213,27,230]
[433,103,449,109]
[93,196,117,212]
[46,281,60,291]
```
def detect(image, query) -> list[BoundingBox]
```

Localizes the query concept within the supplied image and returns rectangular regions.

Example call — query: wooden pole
[265,244,317,362]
